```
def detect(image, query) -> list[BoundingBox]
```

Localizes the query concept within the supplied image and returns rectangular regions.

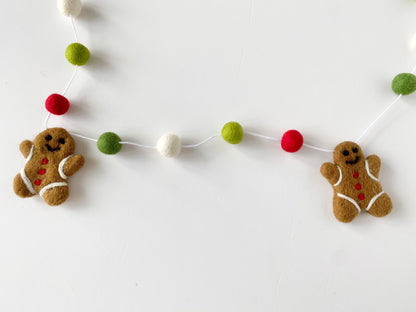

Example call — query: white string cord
[65,12,333,154]
[43,113,51,131]
[303,144,333,153]
[411,63,416,74]
[355,94,402,143]
[355,63,416,143]
[70,15,78,42]
[182,135,219,148]
[121,135,219,149]
[43,17,79,130]
[47,10,414,155]
[245,131,281,142]
[119,141,157,149]
[70,133,98,142]
[62,65,78,96]
[43,66,79,130]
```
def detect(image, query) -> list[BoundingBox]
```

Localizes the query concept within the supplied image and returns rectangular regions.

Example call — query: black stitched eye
[352,147,358,153]
[58,138,65,144]
[342,150,349,156]
[45,135,52,141]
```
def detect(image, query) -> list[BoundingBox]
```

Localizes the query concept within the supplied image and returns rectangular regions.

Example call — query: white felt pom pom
[57,0,82,17]
[157,134,182,158]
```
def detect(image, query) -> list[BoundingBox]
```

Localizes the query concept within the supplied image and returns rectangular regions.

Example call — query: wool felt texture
[281,130,303,153]
[97,132,122,155]
[57,0,82,17]
[320,141,393,223]
[221,122,243,144]
[157,134,182,158]
[45,93,70,115]
[65,43,90,66]
[392,73,416,95]
[13,128,85,206]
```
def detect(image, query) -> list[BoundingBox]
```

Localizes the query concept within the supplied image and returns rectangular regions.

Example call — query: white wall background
[1,0,416,311]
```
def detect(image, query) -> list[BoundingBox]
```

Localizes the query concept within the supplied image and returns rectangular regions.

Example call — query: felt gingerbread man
[13,128,84,206]
[320,141,393,222]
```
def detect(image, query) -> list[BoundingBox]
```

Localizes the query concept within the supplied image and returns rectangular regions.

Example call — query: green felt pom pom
[65,43,90,66]
[221,122,243,144]
[392,73,416,95]
[97,132,122,155]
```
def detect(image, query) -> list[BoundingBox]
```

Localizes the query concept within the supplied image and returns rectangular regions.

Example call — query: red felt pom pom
[281,130,303,153]
[45,94,70,115]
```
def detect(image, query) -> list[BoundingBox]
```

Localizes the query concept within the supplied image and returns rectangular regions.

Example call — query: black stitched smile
[46,144,61,152]
[346,156,359,165]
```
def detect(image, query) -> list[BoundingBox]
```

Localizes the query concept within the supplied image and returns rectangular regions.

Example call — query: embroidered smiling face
[333,141,364,168]
[33,128,75,158]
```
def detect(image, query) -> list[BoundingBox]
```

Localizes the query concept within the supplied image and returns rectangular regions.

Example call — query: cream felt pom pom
[157,134,182,158]
[57,0,82,17]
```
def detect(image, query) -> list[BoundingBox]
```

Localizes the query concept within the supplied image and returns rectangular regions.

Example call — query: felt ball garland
[392,73,416,95]
[32,3,416,162]
[45,94,70,115]
[157,134,182,158]
[65,43,90,66]
[11,0,416,221]
[97,132,122,155]
[57,0,82,17]
[221,122,244,144]
[281,130,304,153]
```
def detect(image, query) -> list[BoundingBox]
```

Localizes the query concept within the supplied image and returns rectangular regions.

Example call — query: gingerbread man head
[333,141,364,169]
[33,128,75,160]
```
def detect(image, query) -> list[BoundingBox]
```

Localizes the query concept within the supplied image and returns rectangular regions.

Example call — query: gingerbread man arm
[366,155,381,178]
[62,155,85,177]
[320,162,340,185]
[19,140,33,158]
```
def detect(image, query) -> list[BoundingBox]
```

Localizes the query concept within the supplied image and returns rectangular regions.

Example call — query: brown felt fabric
[19,140,33,158]
[321,141,393,223]
[332,194,359,223]
[63,154,85,177]
[13,128,84,206]
[13,174,35,198]
[43,186,70,206]
[366,155,381,177]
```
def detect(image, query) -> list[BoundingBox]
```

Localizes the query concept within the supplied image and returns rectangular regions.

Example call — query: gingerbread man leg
[333,195,360,223]
[41,184,69,206]
[367,193,393,218]
[13,173,35,198]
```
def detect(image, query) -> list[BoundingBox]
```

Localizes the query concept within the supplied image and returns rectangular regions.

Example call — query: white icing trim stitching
[337,193,361,213]
[333,166,343,187]
[25,145,34,164]
[366,191,385,211]
[58,155,73,180]
[39,182,68,198]
[365,160,379,182]
[19,168,36,195]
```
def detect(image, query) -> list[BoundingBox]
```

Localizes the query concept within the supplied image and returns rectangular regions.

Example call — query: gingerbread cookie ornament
[321,141,393,223]
[13,128,84,206]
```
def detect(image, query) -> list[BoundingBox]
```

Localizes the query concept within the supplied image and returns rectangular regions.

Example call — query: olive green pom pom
[392,73,416,95]
[97,132,122,155]
[65,43,90,66]
[221,122,243,144]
